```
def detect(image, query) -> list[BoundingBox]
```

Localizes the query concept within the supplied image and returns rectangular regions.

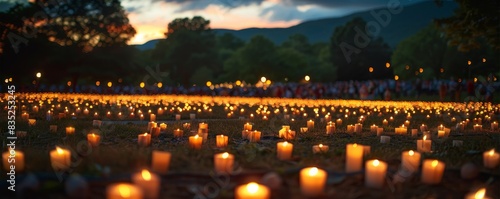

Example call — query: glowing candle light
[189,134,203,149]
[65,126,75,135]
[312,144,329,154]
[151,150,171,175]
[300,167,327,197]
[483,149,499,169]
[106,183,143,199]
[421,159,445,184]
[235,182,270,199]
[132,169,159,199]
[401,150,421,173]
[365,159,388,188]
[417,135,432,153]
[50,146,70,171]
[465,188,490,199]
[346,143,363,173]
[307,120,315,129]
[216,135,228,148]
[277,141,293,160]
[87,133,101,147]
[138,133,151,147]
[2,150,24,172]
[214,152,234,174]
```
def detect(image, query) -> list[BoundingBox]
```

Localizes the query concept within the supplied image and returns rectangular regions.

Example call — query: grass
[1,93,499,198]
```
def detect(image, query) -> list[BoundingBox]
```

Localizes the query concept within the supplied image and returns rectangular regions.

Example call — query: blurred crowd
[9,78,499,102]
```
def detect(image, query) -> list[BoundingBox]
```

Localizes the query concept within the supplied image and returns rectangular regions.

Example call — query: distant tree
[330,17,392,81]
[153,16,218,86]
[216,33,244,50]
[281,34,312,55]
[434,0,500,51]
[392,24,499,80]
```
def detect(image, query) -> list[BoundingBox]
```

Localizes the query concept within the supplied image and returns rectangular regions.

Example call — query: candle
[58,112,66,119]
[189,134,203,149]
[401,150,421,172]
[483,149,499,169]
[33,105,39,113]
[307,120,315,129]
[354,123,362,133]
[377,127,383,136]
[326,123,335,134]
[159,123,167,131]
[182,122,191,129]
[474,124,482,131]
[28,119,36,126]
[312,144,329,154]
[382,119,388,126]
[277,141,293,160]
[157,108,164,115]
[420,124,427,132]
[404,120,410,126]
[278,125,290,138]
[87,133,101,147]
[50,146,71,171]
[151,150,171,175]
[380,136,391,144]
[300,167,327,197]
[138,133,151,147]
[106,183,143,199]
[300,127,308,133]
[46,110,52,121]
[199,122,208,130]
[491,122,498,130]
[21,112,29,120]
[216,135,228,148]
[417,135,432,153]
[346,143,363,173]
[421,159,445,184]
[365,159,388,188]
[283,130,295,140]
[83,108,89,115]
[465,188,490,199]
[66,127,75,135]
[249,130,262,142]
[242,130,250,139]
[214,152,234,174]
[411,129,418,137]
[437,130,445,138]
[346,125,355,133]
[244,123,253,131]
[2,150,24,172]
[190,113,196,120]
[132,169,159,199]
[336,118,342,126]
[175,114,181,121]
[147,122,157,132]
[50,125,58,132]
[148,114,156,122]
[370,124,377,133]
[235,182,270,199]
[173,129,183,138]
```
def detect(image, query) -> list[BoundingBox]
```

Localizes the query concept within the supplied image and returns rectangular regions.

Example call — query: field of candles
[1,93,500,199]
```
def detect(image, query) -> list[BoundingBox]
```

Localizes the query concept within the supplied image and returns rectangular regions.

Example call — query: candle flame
[319,144,323,148]
[409,150,414,156]
[246,182,259,194]
[118,184,131,197]
[56,146,63,154]
[432,160,438,167]
[222,152,229,159]
[373,159,380,166]
[474,188,486,199]
[353,143,357,148]
[489,149,495,156]
[195,134,199,139]
[423,135,427,141]
[308,167,318,176]
[141,169,151,181]
[143,132,148,136]
[91,133,96,137]
[283,141,288,146]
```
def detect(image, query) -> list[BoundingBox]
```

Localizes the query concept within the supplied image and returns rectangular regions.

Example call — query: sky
[1,0,424,44]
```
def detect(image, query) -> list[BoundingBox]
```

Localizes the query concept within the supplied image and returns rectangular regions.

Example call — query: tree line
[0,0,498,88]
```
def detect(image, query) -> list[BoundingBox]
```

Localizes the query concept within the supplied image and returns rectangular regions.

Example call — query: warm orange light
[246,182,259,193]
[118,184,131,197]
[222,152,229,159]
[308,167,318,176]
[409,150,414,156]
[56,146,63,154]
[373,159,380,167]
[141,169,151,181]
[432,160,438,167]
[474,188,486,199]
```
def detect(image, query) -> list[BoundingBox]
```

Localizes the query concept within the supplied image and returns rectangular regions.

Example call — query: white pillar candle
[249,130,261,142]
[235,182,270,199]
[346,143,363,173]
[300,167,327,197]
[199,122,208,130]
[50,146,71,171]
[173,129,183,138]
[401,150,421,172]
[138,133,151,147]
[483,149,500,169]
[106,183,143,199]
[151,150,171,175]
[243,123,253,131]
[326,124,335,134]
[437,130,445,138]
[380,136,391,144]
[147,122,157,132]
[354,123,362,133]
[365,159,388,188]
[182,122,191,129]
[474,124,482,131]
[2,150,24,171]
[189,134,203,149]
[312,144,329,154]
[159,123,167,131]
[66,127,75,135]
[377,127,383,136]
[417,135,432,153]
[150,127,161,137]
[216,135,228,148]
[277,141,293,160]
[307,120,315,129]
[491,122,498,130]
[382,119,388,126]
[336,118,342,126]
[46,110,52,121]
[420,124,427,132]
[421,159,445,184]
[214,152,234,174]
[132,169,159,199]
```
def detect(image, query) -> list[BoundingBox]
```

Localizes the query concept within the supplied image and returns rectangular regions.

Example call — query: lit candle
[283,130,296,140]
[235,182,270,199]
[138,133,151,147]
[411,129,418,137]
[214,152,234,174]
[401,150,421,173]
[159,123,167,131]
[175,114,181,121]
[465,188,490,199]
[346,143,363,173]
[106,183,143,199]
[32,105,39,113]
[132,169,159,199]
[474,124,482,131]
[377,127,383,136]
[354,123,362,133]
[300,167,327,197]
[83,108,89,115]
[365,159,388,188]
[21,112,29,120]
[312,144,329,154]
[404,120,410,126]
[326,123,335,134]
[336,118,342,126]
[46,110,52,121]
[417,135,432,153]
[242,130,250,139]
[147,122,157,132]
[50,146,70,171]
[87,133,101,147]
[277,141,293,160]
[491,121,498,130]
[300,127,308,133]
[199,122,208,130]
[346,125,355,133]
[370,124,377,133]
[28,119,36,126]
[182,123,191,129]
[483,149,499,169]
[2,150,24,172]
[421,159,445,184]
[437,130,445,138]
[151,150,171,175]
[189,134,203,149]
[420,124,427,132]
[149,114,156,122]
[249,130,261,142]
[173,129,183,138]
[307,120,315,129]
[244,123,253,131]
[150,127,161,137]
[65,127,75,135]
[382,119,388,126]
[216,135,228,148]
